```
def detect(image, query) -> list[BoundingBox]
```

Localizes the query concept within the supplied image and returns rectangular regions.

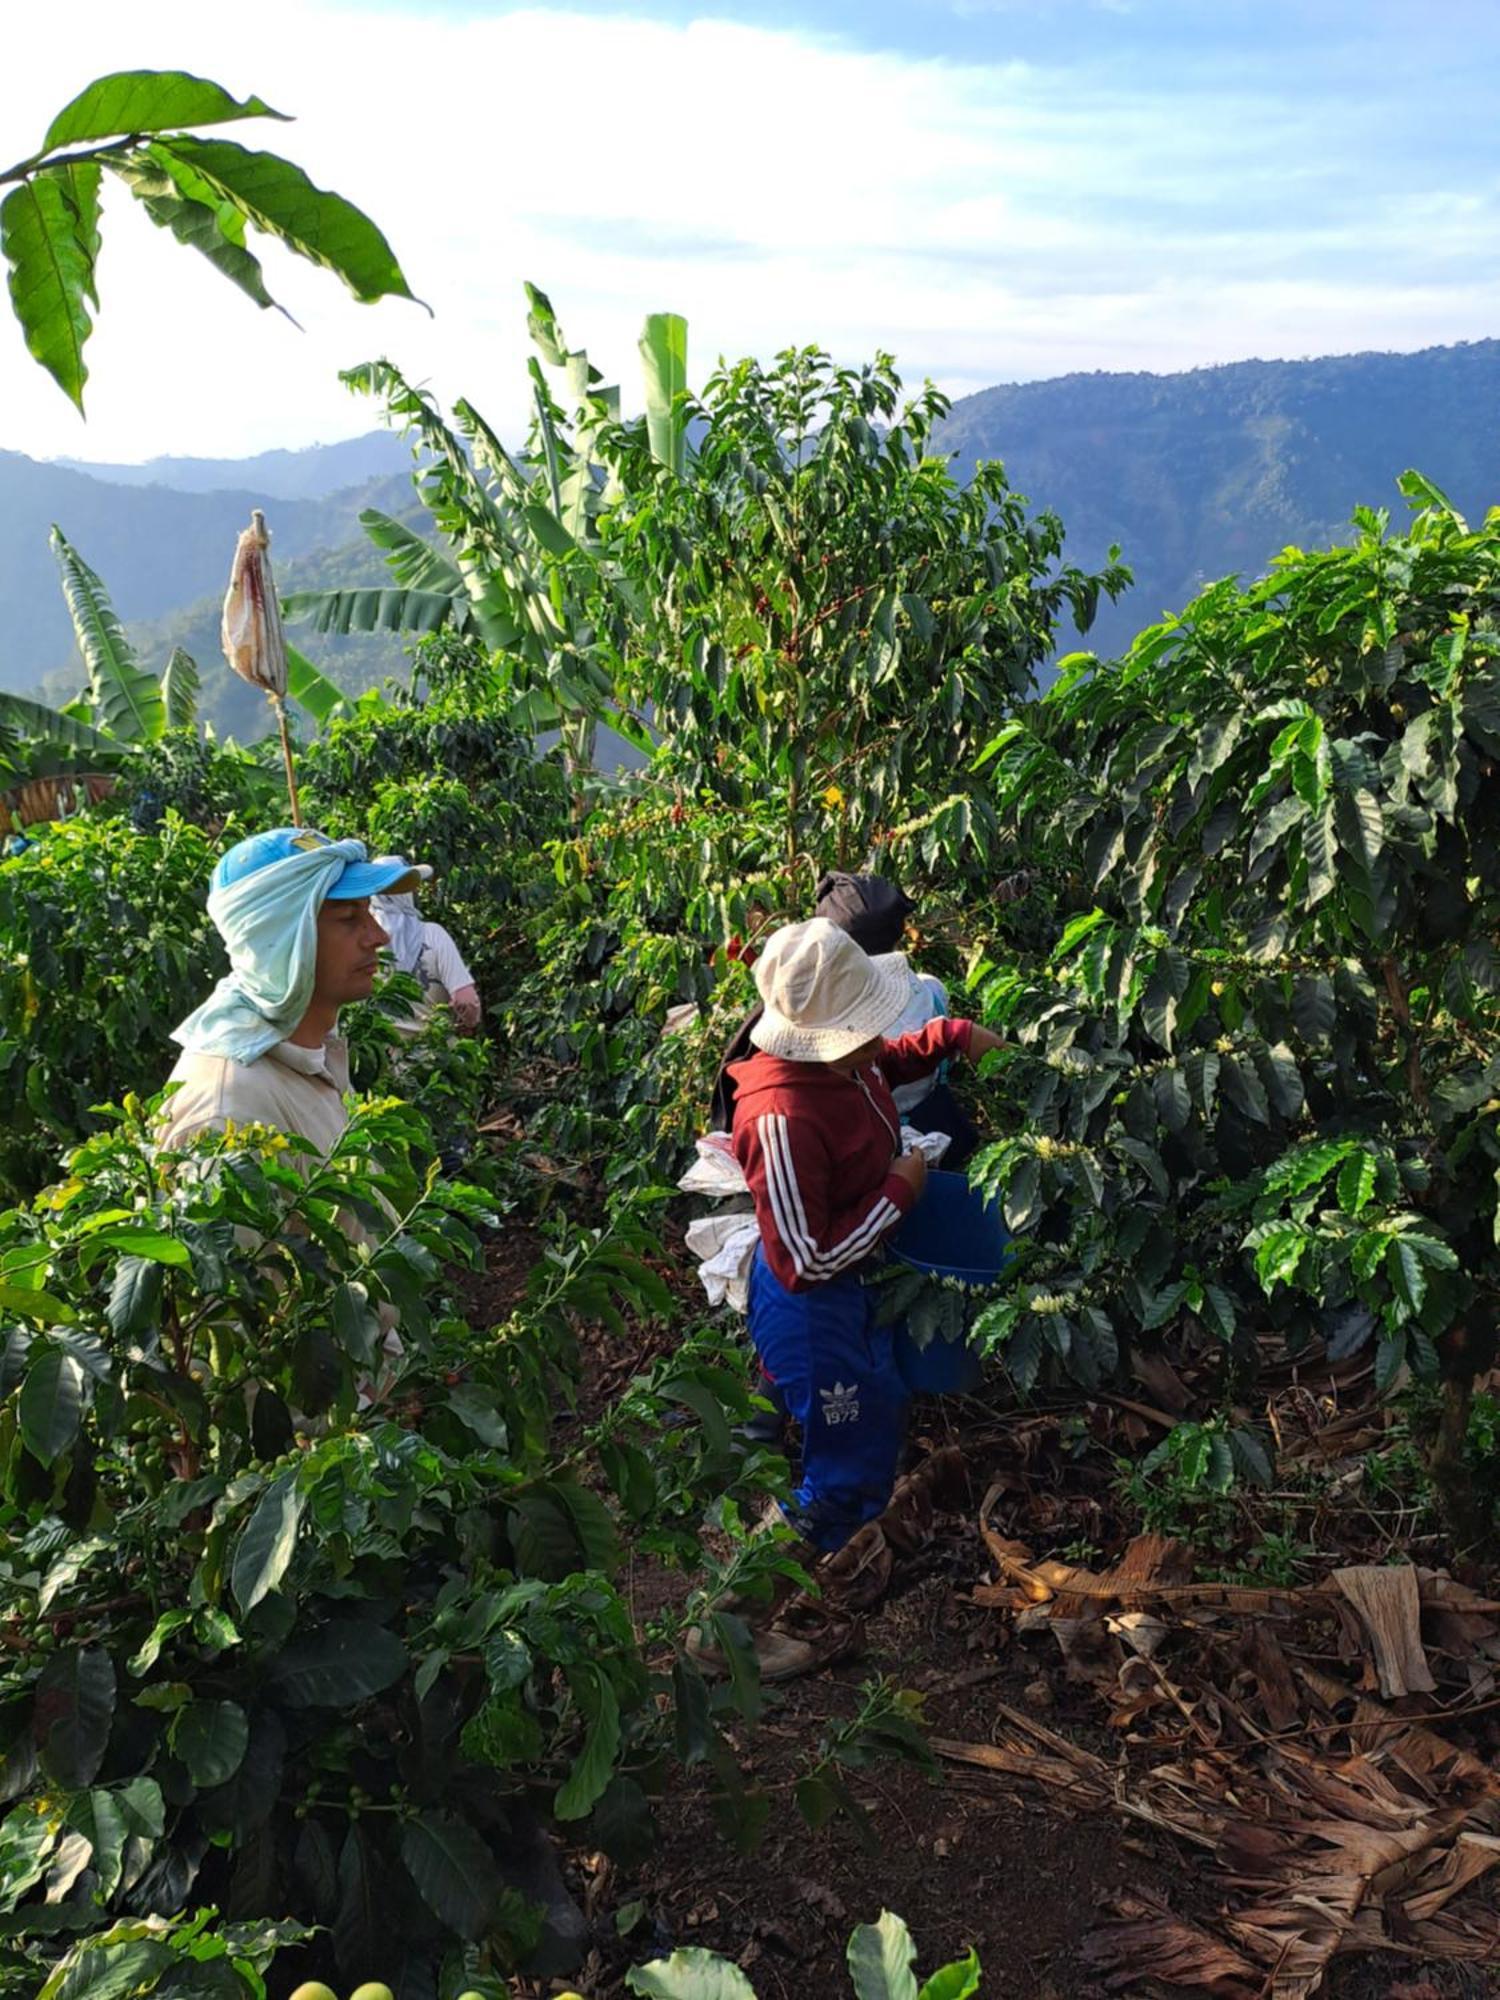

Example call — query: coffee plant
[0,1098,809,1994]
[968,477,1500,1538]
[627,1907,979,2000]
[0,815,223,1201]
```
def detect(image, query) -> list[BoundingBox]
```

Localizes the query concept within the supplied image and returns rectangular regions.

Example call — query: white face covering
[372,892,425,977]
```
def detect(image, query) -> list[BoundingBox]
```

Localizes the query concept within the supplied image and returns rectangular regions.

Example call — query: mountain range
[934,338,1500,662]
[3,336,1498,736]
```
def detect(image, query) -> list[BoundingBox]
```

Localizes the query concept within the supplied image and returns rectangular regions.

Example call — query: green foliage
[638,312,690,479]
[387,318,1124,1193]
[625,1909,979,2000]
[50,530,166,744]
[117,729,280,834]
[1,70,416,409]
[16,1909,308,2000]
[1132,1416,1271,1512]
[324,295,651,765]
[0,814,221,1199]
[589,344,1127,874]
[340,969,496,1167]
[0,1100,787,1993]
[0,174,98,412]
[299,633,569,1009]
[790,1681,936,1849]
[158,649,199,731]
[0,696,114,766]
[968,484,1500,1440]
[0,698,120,840]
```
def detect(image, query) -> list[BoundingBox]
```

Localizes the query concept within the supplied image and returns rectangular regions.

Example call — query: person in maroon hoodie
[728,918,1001,1559]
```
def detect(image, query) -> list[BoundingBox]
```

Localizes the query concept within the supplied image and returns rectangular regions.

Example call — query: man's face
[312,896,388,1009]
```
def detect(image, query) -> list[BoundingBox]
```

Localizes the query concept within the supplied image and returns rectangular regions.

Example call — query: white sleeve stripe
[820,1197,901,1273]
[760,1113,902,1278]
[767,1114,840,1276]
[759,1113,813,1278]
[768,1113,817,1260]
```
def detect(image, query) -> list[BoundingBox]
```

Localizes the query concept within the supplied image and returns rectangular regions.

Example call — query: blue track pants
[747,1248,909,1553]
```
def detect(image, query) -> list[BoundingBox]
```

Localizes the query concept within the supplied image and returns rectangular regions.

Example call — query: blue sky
[2,0,1496,461]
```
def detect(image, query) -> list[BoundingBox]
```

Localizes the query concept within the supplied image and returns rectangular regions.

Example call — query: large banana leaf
[522,282,616,543]
[282,507,466,636]
[285,645,352,725]
[160,647,199,728]
[454,398,537,518]
[280,585,464,638]
[357,509,465,594]
[50,528,164,742]
[0,693,118,759]
[640,313,689,477]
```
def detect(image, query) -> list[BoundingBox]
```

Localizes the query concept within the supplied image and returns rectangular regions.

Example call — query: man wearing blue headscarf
[157,827,428,1158]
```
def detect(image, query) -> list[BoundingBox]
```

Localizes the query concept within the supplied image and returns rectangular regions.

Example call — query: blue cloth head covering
[173,828,422,1063]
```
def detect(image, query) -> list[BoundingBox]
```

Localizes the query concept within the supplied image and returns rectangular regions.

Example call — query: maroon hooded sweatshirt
[728,1017,974,1293]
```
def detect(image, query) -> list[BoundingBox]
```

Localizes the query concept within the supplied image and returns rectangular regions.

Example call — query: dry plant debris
[933,1426,1500,1996]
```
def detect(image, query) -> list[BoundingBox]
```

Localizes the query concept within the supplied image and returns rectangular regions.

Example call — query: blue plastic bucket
[889,1171,1012,1393]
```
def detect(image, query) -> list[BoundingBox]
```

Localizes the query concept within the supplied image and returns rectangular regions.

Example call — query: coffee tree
[967,477,1500,1540]
[0,815,223,1200]
[298,632,570,1011]
[0,1100,801,1993]
[591,345,1129,880]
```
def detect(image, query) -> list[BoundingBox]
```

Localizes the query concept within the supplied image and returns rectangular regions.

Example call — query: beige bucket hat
[749,918,913,1063]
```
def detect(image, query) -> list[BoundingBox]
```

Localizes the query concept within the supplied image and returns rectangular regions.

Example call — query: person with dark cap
[713,918,1001,1675]
[812,871,979,1169]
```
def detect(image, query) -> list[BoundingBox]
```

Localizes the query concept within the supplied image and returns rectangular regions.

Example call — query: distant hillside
[33,532,422,743]
[55,431,408,501]
[9,340,1500,735]
[0,450,410,697]
[932,338,1500,662]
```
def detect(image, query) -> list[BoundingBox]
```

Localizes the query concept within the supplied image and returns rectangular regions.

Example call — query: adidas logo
[819,1380,860,1427]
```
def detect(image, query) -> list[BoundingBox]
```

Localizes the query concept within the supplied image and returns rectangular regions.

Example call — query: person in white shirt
[371,881,481,1032]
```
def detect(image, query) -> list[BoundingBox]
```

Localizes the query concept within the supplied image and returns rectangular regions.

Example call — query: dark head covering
[813,872,914,956]
[709,874,916,1131]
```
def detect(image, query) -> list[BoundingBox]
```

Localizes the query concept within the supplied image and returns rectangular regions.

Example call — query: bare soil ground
[473,1228,1500,1999]
[585,1526,1500,1999]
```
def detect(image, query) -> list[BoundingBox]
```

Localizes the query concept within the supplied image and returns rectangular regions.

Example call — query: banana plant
[50,526,193,741]
[0,693,120,831]
[0,529,355,834]
[282,282,691,782]
[283,507,469,640]
[0,533,197,829]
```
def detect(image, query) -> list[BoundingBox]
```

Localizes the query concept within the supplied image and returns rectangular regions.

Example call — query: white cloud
[0,1,1492,463]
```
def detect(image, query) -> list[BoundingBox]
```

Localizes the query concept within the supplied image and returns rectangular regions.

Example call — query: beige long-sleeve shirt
[156,1037,352,1159]
[156,1035,401,1363]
